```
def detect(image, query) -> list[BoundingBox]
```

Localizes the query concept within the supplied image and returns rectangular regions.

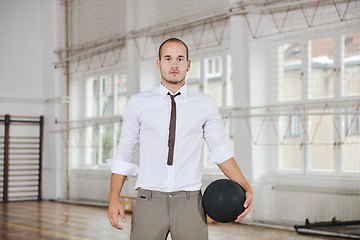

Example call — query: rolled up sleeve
[107,95,139,176]
[203,97,233,165]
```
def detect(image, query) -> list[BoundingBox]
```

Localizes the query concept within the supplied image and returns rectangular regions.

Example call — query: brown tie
[167,92,181,165]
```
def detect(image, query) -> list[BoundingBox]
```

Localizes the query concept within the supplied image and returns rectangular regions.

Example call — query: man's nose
[171,62,178,68]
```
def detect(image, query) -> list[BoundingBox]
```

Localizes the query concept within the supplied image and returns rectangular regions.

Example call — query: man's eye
[165,58,171,61]
[178,58,183,61]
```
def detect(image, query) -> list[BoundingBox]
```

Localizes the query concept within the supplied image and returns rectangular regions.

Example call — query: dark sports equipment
[202,179,246,223]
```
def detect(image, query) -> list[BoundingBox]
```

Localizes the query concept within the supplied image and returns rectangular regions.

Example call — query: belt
[137,188,200,200]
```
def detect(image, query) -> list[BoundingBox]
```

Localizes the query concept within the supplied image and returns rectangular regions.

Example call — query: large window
[187,55,234,170]
[343,32,360,96]
[187,60,201,91]
[278,32,360,174]
[311,37,335,99]
[82,73,127,165]
[279,43,302,101]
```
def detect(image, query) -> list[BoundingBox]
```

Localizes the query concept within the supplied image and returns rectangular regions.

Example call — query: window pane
[343,110,360,172]
[208,58,213,74]
[86,78,99,117]
[205,56,222,78]
[343,140,360,172]
[279,43,302,101]
[116,75,127,114]
[100,76,113,117]
[205,56,223,106]
[343,144,360,172]
[280,142,302,169]
[310,113,334,171]
[280,116,302,170]
[114,122,122,157]
[227,55,234,106]
[207,79,223,106]
[343,32,360,96]
[100,124,114,164]
[311,37,334,99]
[215,58,220,73]
[187,60,201,91]
[90,126,99,164]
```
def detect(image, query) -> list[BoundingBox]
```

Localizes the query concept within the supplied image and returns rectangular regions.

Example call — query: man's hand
[108,198,126,230]
[217,158,254,222]
[235,191,253,222]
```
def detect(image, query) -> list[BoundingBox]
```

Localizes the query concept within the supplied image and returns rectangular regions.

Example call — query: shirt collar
[158,83,188,101]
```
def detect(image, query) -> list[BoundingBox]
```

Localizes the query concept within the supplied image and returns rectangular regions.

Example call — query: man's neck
[161,81,185,94]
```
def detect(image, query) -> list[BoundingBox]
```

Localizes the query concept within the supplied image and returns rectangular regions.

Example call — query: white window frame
[82,72,127,166]
[200,54,234,172]
[277,32,360,176]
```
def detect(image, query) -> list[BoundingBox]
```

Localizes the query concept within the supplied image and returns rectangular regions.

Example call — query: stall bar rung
[9,185,38,188]
[8,174,39,177]
[8,153,40,155]
[8,179,39,182]
[10,136,39,139]
[8,196,38,199]
[9,142,40,145]
[9,169,39,172]
[9,147,39,150]
[9,190,38,193]
[10,116,41,119]
[9,163,39,166]
[9,158,39,161]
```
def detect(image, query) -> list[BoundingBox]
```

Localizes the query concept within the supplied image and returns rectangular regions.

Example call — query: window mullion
[334,35,344,98]
[200,57,206,93]
[113,74,118,116]
[113,74,118,159]
[302,40,311,173]
[221,54,228,107]
[334,35,344,174]
[98,78,102,164]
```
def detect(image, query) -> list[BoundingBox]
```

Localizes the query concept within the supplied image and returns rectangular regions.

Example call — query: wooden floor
[0,201,335,240]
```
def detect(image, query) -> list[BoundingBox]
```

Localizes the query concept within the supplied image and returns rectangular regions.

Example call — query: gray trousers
[130,188,208,240]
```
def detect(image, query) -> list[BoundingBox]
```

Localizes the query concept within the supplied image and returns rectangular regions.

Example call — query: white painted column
[126,0,140,97]
[122,0,140,196]
[200,56,206,93]
[229,13,253,184]
[302,41,311,172]
[334,35,344,174]
[222,53,228,107]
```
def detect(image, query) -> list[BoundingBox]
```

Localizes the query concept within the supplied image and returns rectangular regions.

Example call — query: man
[107,38,253,240]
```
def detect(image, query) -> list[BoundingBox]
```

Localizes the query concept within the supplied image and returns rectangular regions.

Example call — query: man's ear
[157,59,160,70]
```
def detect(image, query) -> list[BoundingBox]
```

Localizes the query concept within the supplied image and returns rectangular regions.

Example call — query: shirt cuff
[107,159,139,176]
[207,144,233,165]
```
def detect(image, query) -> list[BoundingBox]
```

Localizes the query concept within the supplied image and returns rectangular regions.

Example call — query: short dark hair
[158,38,189,60]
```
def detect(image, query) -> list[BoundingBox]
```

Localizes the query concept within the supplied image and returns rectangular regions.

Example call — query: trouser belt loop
[186,191,190,199]
[145,189,152,200]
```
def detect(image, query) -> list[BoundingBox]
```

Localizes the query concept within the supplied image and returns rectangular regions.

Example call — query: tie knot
[168,92,181,100]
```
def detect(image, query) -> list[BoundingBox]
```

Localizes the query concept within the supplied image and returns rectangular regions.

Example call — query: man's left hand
[235,191,253,222]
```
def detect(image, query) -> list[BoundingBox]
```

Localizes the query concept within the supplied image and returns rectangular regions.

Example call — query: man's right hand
[108,198,126,230]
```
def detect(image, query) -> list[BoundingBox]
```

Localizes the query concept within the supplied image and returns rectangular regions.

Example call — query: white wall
[0,0,66,200]
[0,0,43,101]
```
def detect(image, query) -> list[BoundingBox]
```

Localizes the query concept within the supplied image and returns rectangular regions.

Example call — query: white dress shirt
[107,84,232,192]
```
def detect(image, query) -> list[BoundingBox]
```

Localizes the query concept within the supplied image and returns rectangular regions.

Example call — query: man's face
[157,41,191,86]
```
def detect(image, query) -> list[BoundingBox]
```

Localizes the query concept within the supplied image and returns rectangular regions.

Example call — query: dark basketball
[202,179,246,223]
